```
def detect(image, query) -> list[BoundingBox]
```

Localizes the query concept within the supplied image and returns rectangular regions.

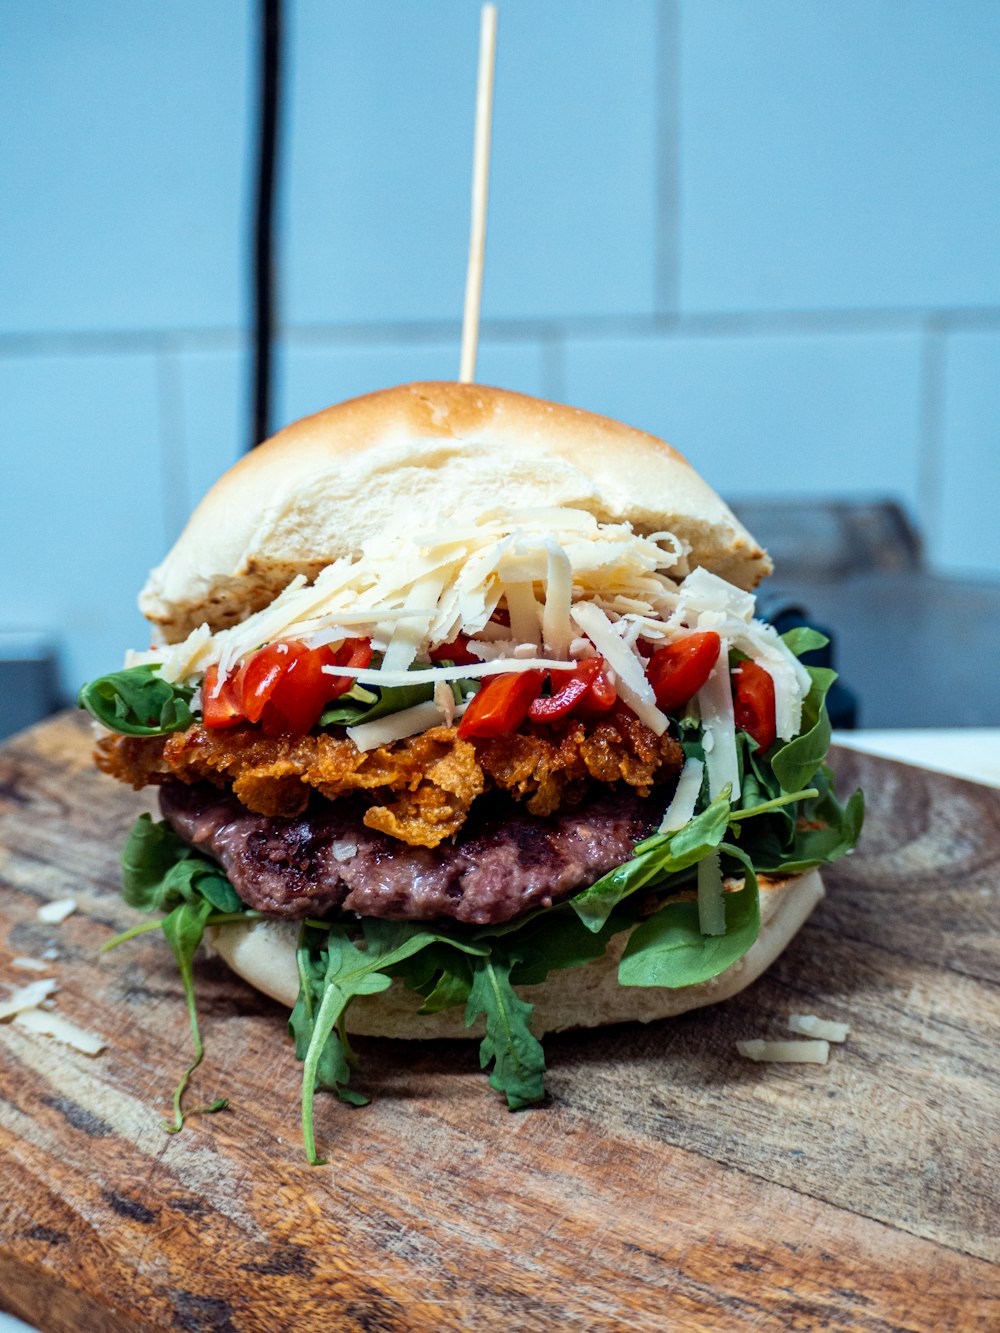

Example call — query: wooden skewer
[459,3,498,384]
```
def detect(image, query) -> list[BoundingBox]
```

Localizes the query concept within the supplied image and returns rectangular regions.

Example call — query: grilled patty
[160,778,660,926]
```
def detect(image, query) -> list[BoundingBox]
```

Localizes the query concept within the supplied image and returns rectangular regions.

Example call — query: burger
[80,382,862,1162]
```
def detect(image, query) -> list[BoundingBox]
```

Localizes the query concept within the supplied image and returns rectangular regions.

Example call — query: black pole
[251,0,282,448]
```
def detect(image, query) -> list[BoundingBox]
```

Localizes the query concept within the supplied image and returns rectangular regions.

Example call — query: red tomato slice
[238,641,308,723]
[581,660,617,714]
[457,670,545,739]
[260,648,330,736]
[322,637,373,702]
[733,660,777,751]
[201,664,245,729]
[235,637,373,736]
[428,634,482,667]
[646,632,721,713]
[528,660,596,721]
[528,657,617,722]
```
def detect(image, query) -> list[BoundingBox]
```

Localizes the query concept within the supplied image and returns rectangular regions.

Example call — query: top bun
[141,382,771,643]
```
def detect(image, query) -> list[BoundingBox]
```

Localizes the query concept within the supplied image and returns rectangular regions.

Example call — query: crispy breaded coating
[95,711,682,848]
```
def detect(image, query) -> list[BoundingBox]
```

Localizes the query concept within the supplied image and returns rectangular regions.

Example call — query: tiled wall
[3,0,999,698]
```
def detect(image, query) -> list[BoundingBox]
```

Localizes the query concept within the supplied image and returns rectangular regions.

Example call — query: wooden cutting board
[0,713,997,1332]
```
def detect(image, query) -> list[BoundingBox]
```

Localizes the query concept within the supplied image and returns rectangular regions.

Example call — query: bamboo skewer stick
[459,3,498,384]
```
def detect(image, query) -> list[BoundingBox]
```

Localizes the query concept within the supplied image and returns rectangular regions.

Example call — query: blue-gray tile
[172,343,252,529]
[1,3,250,333]
[0,354,167,696]
[562,331,923,510]
[277,338,551,429]
[284,0,658,324]
[678,1,1000,312]
[936,330,1000,578]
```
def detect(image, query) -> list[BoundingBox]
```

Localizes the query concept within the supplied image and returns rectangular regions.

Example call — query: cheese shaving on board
[37,897,77,924]
[736,1039,830,1064]
[0,977,59,1021]
[12,1006,106,1056]
[788,1014,850,1042]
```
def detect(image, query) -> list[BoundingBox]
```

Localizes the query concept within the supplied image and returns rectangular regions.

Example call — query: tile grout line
[917,320,946,563]
[4,308,1000,357]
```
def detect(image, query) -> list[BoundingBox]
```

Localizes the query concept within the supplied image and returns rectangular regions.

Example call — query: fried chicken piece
[95,710,681,848]
[473,712,681,816]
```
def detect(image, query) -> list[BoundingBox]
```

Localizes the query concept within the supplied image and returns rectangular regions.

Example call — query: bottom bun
[207,871,824,1039]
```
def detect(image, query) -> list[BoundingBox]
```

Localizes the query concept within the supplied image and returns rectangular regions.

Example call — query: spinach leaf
[466,950,546,1110]
[572,791,732,933]
[618,843,760,989]
[771,666,836,793]
[78,664,195,736]
[780,627,830,658]
[317,683,379,727]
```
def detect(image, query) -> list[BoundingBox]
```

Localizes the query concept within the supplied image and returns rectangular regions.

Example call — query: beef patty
[159,779,661,926]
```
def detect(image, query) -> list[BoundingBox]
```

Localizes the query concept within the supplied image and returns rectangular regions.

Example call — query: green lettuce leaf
[771,665,836,793]
[78,664,195,736]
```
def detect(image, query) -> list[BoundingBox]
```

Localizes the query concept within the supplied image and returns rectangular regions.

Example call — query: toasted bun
[206,870,823,1040]
[141,382,770,642]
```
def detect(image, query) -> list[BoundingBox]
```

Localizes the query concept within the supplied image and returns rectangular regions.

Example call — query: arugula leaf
[572,791,732,933]
[618,843,760,989]
[292,919,488,1163]
[466,950,546,1110]
[742,769,864,875]
[160,898,229,1131]
[121,814,241,914]
[78,664,195,736]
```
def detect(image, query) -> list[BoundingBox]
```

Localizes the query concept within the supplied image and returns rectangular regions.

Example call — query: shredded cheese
[569,601,667,734]
[347,701,446,752]
[788,1014,850,1042]
[36,897,77,924]
[0,977,59,1021]
[697,848,726,936]
[697,647,740,801]
[13,1006,106,1056]
[11,957,50,973]
[736,1039,830,1064]
[658,757,705,833]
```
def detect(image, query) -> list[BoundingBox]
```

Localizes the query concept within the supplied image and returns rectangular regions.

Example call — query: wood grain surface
[0,712,997,1332]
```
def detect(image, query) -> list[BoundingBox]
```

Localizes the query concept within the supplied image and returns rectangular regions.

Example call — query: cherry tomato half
[237,641,308,723]
[457,670,545,740]
[528,656,617,722]
[226,637,373,736]
[428,634,483,667]
[321,637,374,703]
[201,664,246,729]
[646,632,721,713]
[733,660,777,752]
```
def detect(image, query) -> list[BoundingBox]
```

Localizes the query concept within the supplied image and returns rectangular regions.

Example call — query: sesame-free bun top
[141,382,771,643]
